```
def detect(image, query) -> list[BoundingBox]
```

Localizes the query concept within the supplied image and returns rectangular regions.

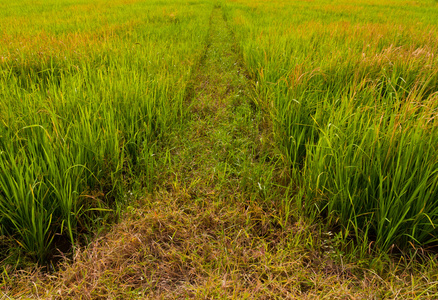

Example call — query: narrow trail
[161,6,280,207]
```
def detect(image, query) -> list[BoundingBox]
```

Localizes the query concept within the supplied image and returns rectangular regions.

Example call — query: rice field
[1,0,438,273]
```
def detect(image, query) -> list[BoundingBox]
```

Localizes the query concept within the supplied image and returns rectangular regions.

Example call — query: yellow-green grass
[225,0,438,252]
[0,0,212,263]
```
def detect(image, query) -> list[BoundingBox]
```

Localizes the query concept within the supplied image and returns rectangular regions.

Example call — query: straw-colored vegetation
[1,0,438,298]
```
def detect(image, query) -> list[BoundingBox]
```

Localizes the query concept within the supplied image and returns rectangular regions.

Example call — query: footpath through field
[40,6,300,298]
[14,5,401,299]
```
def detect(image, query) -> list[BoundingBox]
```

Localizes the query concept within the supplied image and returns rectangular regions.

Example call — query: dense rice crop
[225,0,438,251]
[0,0,211,262]
[2,0,438,266]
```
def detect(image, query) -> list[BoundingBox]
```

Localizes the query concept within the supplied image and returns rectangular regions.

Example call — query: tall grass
[225,0,438,252]
[0,0,211,262]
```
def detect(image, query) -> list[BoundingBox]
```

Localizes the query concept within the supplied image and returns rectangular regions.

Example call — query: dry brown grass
[7,189,437,299]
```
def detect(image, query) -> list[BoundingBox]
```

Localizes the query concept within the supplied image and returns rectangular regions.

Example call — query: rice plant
[225,0,438,252]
